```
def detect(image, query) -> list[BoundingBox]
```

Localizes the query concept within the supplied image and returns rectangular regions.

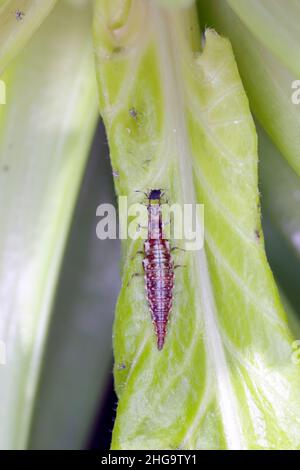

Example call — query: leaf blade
[199,0,300,178]
[0,0,97,449]
[0,0,58,74]
[226,0,300,77]
[94,0,300,450]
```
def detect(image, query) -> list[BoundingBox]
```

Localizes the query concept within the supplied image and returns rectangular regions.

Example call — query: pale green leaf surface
[154,0,195,8]
[0,0,57,74]
[28,124,118,450]
[226,0,300,77]
[198,0,300,178]
[94,0,300,450]
[0,0,97,449]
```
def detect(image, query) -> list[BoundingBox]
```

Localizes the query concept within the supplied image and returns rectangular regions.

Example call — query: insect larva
[142,189,174,350]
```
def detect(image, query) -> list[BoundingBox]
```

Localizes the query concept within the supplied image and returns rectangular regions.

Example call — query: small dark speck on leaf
[255,229,260,241]
[2,164,10,172]
[117,363,126,370]
[201,30,206,48]
[129,107,138,119]
[15,10,25,21]
[142,158,151,168]
[113,46,123,54]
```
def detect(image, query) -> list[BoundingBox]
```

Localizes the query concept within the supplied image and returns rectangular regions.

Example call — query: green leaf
[0,0,58,74]
[198,0,300,178]
[226,0,300,77]
[258,123,300,316]
[0,0,97,449]
[94,0,300,450]
[280,293,300,341]
[154,0,195,8]
[28,125,118,450]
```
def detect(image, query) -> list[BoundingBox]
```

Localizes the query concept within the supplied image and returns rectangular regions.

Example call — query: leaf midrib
[150,3,244,449]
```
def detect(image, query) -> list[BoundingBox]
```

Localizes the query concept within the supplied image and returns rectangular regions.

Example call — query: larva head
[149,189,162,202]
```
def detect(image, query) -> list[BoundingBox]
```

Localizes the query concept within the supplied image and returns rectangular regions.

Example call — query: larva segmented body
[142,189,174,350]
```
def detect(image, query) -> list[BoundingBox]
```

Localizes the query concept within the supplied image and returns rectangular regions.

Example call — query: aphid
[142,189,174,350]
[129,107,138,119]
[15,10,25,21]
[254,228,261,241]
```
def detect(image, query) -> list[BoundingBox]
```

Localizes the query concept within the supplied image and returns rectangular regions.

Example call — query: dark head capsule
[149,189,162,200]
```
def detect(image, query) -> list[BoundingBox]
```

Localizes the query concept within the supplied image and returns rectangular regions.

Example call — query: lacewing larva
[141,189,175,350]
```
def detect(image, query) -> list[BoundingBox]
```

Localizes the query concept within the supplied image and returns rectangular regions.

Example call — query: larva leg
[136,223,148,231]
[130,250,144,260]
[127,272,144,286]
[174,264,187,270]
[171,246,186,253]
